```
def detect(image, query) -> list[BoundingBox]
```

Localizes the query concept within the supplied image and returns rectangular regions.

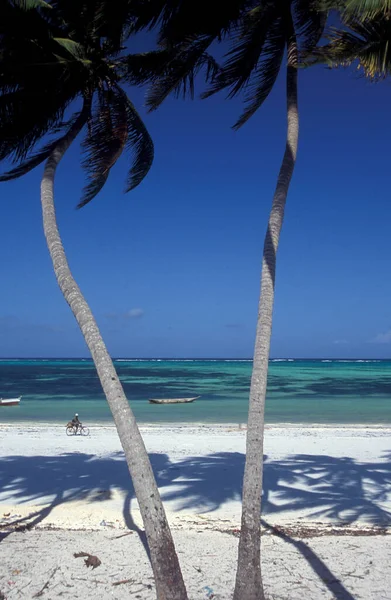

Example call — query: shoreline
[2,420,391,430]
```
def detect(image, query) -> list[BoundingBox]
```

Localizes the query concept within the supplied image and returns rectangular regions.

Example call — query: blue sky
[1,46,391,358]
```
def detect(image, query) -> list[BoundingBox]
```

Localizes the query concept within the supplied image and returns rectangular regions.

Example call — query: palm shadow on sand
[0,450,390,599]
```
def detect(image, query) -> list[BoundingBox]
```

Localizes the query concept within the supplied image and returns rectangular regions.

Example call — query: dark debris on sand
[74,552,102,569]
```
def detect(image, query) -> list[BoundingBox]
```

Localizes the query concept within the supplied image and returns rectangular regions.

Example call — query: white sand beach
[0,424,390,598]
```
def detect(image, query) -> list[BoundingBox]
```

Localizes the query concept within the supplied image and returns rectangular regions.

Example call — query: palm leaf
[313,16,391,78]
[233,17,286,129]
[78,85,154,207]
[0,30,83,160]
[202,4,278,100]
[0,0,94,161]
[146,36,218,111]
[345,0,391,16]
[11,0,52,9]
[158,0,252,43]
[119,49,174,85]
[0,85,79,161]
[0,112,85,181]
[78,88,128,208]
[115,85,154,192]
[316,0,390,17]
[48,0,136,50]
[0,0,156,206]
[92,0,138,51]
[294,0,327,54]
[0,144,54,181]
[53,37,91,64]
[130,0,183,32]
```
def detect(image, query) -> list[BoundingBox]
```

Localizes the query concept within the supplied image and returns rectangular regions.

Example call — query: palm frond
[345,0,391,17]
[53,37,91,64]
[294,0,327,54]
[315,0,344,10]
[129,0,183,32]
[233,17,286,129]
[0,17,83,160]
[0,0,56,53]
[313,16,391,78]
[119,49,174,85]
[202,4,278,100]
[78,84,154,207]
[78,88,128,208]
[92,0,139,50]
[158,0,253,43]
[0,144,53,181]
[0,0,156,204]
[146,36,218,111]
[316,0,390,17]
[48,0,136,50]
[10,0,51,9]
[0,84,79,161]
[0,112,83,181]
[115,85,154,193]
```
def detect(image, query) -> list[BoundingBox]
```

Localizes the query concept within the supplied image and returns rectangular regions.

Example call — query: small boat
[149,396,199,405]
[0,396,21,406]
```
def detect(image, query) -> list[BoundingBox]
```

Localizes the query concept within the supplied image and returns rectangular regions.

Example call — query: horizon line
[0,356,390,361]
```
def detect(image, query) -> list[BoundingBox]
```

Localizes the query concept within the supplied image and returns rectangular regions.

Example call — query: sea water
[0,358,390,425]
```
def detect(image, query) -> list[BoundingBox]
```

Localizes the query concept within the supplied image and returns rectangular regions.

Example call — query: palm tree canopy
[310,11,391,78]
[346,0,391,13]
[320,0,391,17]
[0,0,156,207]
[144,0,327,127]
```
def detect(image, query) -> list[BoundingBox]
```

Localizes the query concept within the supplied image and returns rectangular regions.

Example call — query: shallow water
[0,358,390,424]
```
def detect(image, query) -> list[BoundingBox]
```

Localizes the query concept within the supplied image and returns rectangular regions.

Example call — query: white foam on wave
[114,358,253,363]
[271,359,295,362]
[336,359,383,363]
[357,359,382,363]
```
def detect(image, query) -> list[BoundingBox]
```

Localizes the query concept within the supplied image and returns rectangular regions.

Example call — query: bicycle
[66,423,90,436]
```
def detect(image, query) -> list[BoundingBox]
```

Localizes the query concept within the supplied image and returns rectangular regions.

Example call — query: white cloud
[333,339,349,345]
[369,330,391,344]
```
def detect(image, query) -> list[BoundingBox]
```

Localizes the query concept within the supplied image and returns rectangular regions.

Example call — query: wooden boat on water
[149,396,199,405]
[0,396,21,406]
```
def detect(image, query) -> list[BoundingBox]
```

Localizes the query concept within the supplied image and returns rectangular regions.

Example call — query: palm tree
[204,10,315,599]
[0,3,188,598]
[143,2,326,598]
[311,11,391,78]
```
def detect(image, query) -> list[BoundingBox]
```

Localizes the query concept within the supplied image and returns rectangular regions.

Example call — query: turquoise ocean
[0,358,390,425]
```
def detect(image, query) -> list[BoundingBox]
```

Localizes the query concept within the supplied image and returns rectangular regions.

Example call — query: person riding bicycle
[71,413,81,432]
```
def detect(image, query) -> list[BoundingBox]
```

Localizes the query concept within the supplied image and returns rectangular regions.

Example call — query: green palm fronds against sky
[345,0,391,16]
[0,0,157,207]
[144,0,326,128]
[311,5,391,79]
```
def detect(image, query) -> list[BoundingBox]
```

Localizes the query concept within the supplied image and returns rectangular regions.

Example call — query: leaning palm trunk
[40,104,188,600]
[233,30,299,600]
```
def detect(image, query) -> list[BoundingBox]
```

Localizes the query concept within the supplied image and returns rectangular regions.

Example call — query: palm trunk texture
[233,31,299,600]
[40,104,188,600]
